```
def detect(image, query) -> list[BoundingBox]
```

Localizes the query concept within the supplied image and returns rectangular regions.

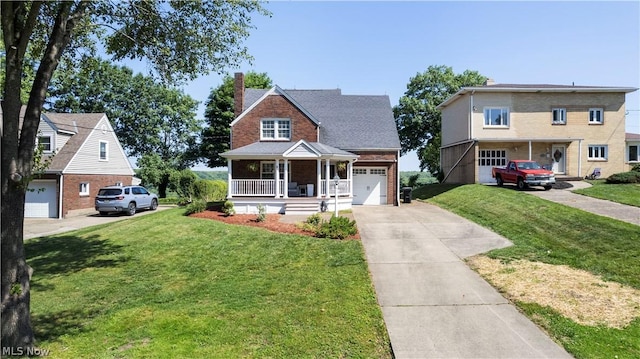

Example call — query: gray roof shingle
[242,88,401,151]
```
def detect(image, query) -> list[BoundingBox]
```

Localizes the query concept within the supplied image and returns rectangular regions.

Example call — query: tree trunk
[158,175,169,198]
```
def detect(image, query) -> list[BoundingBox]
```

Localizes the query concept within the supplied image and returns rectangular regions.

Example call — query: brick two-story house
[9,108,135,218]
[437,80,638,184]
[220,73,401,214]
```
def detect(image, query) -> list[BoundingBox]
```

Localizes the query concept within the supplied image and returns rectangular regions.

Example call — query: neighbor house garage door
[352,167,387,205]
[478,149,507,183]
[25,180,58,218]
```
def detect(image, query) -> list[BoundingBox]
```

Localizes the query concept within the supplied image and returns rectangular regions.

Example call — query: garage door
[25,180,58,218]
[478,149,507,183]
[352,167,387,205]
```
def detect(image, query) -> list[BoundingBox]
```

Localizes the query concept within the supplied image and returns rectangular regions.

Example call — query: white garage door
[478,149,507,183]
[25,180,58,218]
[352,167,387,205]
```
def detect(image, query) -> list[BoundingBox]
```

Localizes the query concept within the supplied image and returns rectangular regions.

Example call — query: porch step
[285,199,319,215]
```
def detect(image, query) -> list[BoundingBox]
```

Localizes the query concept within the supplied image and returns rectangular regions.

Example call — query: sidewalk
[527,181,640,226]
[352,203,572,359]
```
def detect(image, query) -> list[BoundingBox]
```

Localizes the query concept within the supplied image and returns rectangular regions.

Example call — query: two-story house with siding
[11,107,135,218]
[437,80,638,184]
[220,73,401,214]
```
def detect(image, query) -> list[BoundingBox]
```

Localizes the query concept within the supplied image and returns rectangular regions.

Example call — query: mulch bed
[189,210,360,240]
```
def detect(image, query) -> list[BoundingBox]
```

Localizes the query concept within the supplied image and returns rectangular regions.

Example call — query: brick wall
[232,95,318,149]
[62,174,132,217]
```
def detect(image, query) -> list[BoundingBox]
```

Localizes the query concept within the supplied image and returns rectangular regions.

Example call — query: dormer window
[261,118,290,140]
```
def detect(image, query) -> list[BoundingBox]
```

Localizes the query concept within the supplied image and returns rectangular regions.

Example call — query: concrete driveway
[23,206,173,240]
[353,202,572,359]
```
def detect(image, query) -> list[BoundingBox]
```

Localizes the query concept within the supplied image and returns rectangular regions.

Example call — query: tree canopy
[200,71,272,168]
[394,65,486,176]
[1,0,268,350]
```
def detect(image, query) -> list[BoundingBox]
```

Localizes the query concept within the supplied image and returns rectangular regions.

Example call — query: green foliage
[606,171,640,184]
[316,215,358,240]
[223,200,236,217]
[394,65,486,174]
[400,171,437,188]
[256,204,266,222]
[193,171,228,181]
[193,179,227,202]
[306,213,323,226]
[184,199,207,216]
[630,163,640,172]
[169,169,197,199]
[200,71,272,167]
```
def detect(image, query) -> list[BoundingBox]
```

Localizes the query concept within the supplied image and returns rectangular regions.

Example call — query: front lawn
[416,184,640,359]
[27,209,391,358]
[574,180,640,207]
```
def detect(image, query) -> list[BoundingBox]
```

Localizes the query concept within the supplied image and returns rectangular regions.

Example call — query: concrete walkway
[352,202,573,359]
[526,181,640,226]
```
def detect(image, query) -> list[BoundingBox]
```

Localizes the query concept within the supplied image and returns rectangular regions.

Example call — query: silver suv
[95,185,158,216]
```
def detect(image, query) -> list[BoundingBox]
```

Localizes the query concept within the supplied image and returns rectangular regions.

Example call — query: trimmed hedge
[193,180,227,202]
[606,171,640,184]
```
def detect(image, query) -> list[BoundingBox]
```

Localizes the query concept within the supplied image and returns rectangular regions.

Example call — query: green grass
[27,209,391,358]
[415,183,640,358]
[574,180,640,207]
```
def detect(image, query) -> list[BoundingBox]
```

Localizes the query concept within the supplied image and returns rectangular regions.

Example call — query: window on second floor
[99,140,109,161]
[588,145,607,160]
[589,108,604,124]
[37,135,52,152]
[484,107,509,127]
[261,118,291,140]
[552,108,566,125]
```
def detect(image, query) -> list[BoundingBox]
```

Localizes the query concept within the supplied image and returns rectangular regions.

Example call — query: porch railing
[231,179,279,196]
[321,179,350,196]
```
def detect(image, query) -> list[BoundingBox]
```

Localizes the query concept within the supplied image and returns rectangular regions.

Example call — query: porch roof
[220,140,359,160]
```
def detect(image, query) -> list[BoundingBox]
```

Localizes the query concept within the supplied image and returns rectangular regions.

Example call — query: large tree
[48,57,202,197]
[394,65,486,177]
[200,71,272,168]
[1,0,268,350]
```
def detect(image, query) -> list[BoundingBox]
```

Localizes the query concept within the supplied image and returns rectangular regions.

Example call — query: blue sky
[177,1,640,171]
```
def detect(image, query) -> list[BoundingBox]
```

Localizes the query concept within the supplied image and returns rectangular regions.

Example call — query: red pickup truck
[492,160,555,190]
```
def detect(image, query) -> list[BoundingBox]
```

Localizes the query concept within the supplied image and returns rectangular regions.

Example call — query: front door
[551,145,566,174]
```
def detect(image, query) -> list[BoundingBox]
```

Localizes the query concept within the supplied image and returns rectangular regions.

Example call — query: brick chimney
[234,72,245,118]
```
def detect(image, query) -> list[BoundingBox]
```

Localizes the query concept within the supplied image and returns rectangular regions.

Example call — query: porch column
[227,159,233,198]
[347,160,353,197]
[283,159,289,199]
[325,159,331,197]
[316,159,322,198]
[275,159,281,198]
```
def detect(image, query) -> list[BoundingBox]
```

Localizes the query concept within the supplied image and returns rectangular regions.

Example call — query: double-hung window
[588,145,607,160]
[261,118,291,140]
[99,140,109,161]
[260,162,286,179]
[589,108,603,124]
[484,107,509,127]
[38,135,52,152]
[551,108,566,125]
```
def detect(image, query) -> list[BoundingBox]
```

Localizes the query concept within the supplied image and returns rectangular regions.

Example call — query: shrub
[256,204,266,222]
[169,169,197,199]
[193,179,227,202]
[606,171,640,184]
[632,163,640,172]
[184,199,206,215]
[305,213,323,226]
[316,215,358,240]
[222,200,236,216]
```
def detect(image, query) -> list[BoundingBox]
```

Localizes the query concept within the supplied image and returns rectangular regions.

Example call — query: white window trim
[483,107,510,128]
[37,135,54,153]
[99,140,109,161]
[587,144,608,161]
[79,182,90,196]
[260,118,291,141]
[260,161,289,180]
[588,108,604,124]
[551,108,566,125]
